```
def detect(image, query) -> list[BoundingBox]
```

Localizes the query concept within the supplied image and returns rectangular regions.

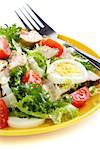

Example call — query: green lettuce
[71,52,96,72]
[9,65,27,87]
[0,24,21,45]
[15,94,78,124]
[80,61,96,72]
[28,49,47,71]
[49,104,78,124]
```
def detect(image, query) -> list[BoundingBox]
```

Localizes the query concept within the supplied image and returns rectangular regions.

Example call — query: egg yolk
[55,62,81,76]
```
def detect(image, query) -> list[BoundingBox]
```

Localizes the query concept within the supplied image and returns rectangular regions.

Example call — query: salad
[0,24,100,129]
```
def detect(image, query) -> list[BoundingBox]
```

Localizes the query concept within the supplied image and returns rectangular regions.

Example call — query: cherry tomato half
[0,99,8,129]
[22,70,42,85]
[70,86,90,108]
[0,36,11,59]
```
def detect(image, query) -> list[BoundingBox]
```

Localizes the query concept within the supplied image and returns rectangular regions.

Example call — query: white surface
[0,0,100,150]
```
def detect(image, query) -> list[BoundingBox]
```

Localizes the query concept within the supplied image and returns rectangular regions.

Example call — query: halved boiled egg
[47,59,88,84]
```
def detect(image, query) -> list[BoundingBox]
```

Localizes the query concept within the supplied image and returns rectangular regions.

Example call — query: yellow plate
[0,35,100,136]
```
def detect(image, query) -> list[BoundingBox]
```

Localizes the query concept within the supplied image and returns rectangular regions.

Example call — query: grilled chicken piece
[40,46,58,59]
[20,29,42,47]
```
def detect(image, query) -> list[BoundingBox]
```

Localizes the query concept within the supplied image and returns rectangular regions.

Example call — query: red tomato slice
[22,70,42,85]
[70,86,90,108]
[0,99,8,129]
[40,38,64,57]
[0,36,11,59]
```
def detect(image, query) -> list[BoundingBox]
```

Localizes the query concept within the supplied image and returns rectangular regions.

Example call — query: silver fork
[15,3,100,70]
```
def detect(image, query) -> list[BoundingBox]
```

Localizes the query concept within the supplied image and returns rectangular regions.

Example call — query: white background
[0,0,100,150]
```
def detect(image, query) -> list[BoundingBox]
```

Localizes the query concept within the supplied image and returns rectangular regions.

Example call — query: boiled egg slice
[8,117,45,128]
[47,59,88,84]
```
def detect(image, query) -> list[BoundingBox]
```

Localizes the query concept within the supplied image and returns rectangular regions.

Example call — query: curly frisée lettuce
[71,52,97,72]
[15,93,50,118]
[28,48,47,72]
[9,65,27,87]
[15,93,78,124]
[9,80,79,124]
[49,104,78,124]
[0,24,21,45]
[28,57,45,77]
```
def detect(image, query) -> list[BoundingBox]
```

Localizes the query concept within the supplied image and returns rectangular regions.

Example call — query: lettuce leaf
[66,104,79,119]
[9,65,27,87]
[49,106,67,124]
[71,52,96,72]
[16,95,49,118]
[49,104,78,124]
[28,49,47,71]
[0,24,21,45]
[15,94,78,124]
[28,57,45,77]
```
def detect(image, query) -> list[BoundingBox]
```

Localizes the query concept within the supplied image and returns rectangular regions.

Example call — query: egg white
[47,59,88,84]
[8,117,45,128]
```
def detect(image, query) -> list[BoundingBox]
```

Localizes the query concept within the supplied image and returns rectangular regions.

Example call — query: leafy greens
[0,24,21,45]
[28,49,47,71]
[71,52,96,72]
[9,65,27,87]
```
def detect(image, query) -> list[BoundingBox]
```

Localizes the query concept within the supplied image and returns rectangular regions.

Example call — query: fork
[15,3,100,70]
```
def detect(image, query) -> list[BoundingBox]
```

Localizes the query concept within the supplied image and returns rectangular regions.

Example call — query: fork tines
[15,3,55,35]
